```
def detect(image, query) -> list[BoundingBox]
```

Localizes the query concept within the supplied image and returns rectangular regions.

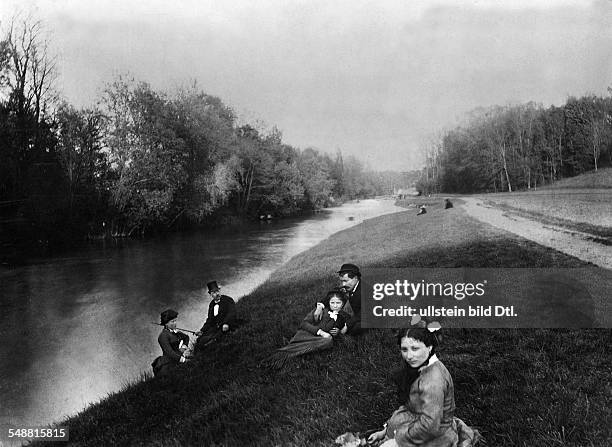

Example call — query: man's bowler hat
[160,309,178,325]
[207,281,221,293]
[337,263,361,277]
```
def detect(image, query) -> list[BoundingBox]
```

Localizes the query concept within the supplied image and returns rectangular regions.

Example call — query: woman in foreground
[367,327,480,447]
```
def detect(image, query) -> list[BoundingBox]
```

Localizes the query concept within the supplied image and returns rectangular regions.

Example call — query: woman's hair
[323,288,348,307]
[396,327,438,353]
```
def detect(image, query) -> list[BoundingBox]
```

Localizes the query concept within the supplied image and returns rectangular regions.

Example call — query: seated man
[196,281,236,345]
[445,198,454,209]
[417,205,427,215]
[316,264,364,335]
[337,263,364,335]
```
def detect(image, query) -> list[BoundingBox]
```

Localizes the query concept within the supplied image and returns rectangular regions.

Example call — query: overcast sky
[1,0,611,171]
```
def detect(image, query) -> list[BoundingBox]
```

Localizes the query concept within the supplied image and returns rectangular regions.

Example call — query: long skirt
[152,355,177,377]
[264,329,334,368]
[382,410,480,447]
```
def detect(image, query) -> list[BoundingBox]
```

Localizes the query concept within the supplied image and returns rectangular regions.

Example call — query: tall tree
[298,148,334,209]
[55,102,107,219]
[0,15,58,201]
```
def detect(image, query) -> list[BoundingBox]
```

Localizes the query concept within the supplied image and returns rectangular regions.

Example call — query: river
[0,199,401,430]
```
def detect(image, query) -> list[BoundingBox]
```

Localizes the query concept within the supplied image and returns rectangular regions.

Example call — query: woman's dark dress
[151,328,190,377]
[276,309,349,356]
[264,309,349,368]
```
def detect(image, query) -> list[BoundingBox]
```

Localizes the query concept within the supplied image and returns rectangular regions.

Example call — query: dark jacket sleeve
[335,311,349,329]
[349,282,362,316]
[220,296,236,326]
[158,331,182,363]
[299,310,321,335]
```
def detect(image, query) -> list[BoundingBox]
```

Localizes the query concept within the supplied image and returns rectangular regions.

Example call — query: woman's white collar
[419,354,439,371]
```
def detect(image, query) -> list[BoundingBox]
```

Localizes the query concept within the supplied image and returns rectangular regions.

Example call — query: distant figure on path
[264,289,349,368]
[445,199,454,209]
[417,205,427,215]
[196,281,236,345]
[152,309,192,377]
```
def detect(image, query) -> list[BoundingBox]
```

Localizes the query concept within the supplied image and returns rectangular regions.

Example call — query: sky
[1,0,611,171]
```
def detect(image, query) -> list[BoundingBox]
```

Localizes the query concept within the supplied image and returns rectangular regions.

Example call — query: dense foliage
[0,19,406,251]
[417,97,612,194]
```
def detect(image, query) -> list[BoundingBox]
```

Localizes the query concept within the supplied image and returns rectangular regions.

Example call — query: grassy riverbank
[36,205,611,446]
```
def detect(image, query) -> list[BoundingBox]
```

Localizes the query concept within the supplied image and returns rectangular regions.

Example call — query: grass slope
[541,167,612,189]
[37,206,612,447]
[475,168,612,237]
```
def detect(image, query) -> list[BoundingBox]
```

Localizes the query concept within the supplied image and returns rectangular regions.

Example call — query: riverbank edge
[32,202,612,446]
[0,202,350,268]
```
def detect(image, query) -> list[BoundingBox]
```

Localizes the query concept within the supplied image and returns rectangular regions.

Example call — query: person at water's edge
[318,263,364,335]
[152,309,191,377]
[196,281,236,344]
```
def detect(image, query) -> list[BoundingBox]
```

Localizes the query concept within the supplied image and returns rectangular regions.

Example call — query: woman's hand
[367,428,386,444]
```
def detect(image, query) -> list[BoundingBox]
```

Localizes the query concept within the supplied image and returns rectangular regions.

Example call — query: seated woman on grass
[264,289,349,368]
[151,309,193,377]
[367,327,480,447]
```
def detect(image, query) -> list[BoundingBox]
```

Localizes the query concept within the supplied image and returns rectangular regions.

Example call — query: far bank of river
[0,198,401,430]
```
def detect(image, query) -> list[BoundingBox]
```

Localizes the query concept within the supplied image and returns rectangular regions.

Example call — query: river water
[0,199,401,429]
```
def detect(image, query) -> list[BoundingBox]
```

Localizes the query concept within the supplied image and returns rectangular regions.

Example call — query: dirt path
[461,196,612,270]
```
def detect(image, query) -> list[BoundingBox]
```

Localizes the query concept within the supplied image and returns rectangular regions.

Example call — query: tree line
[417,94,612,194]
[0,17,406,252]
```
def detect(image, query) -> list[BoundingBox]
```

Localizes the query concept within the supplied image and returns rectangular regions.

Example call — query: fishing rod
[151,322,199,335]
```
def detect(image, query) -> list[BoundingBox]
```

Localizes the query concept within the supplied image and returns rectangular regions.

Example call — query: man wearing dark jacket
[196,281,236,345]
[337,263,364,335]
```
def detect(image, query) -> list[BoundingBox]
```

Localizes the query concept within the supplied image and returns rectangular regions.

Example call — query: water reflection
[0,199,400,428]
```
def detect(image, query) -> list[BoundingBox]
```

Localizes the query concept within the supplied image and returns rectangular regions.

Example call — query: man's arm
[350,281,362,315]
[221,296,236,326]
